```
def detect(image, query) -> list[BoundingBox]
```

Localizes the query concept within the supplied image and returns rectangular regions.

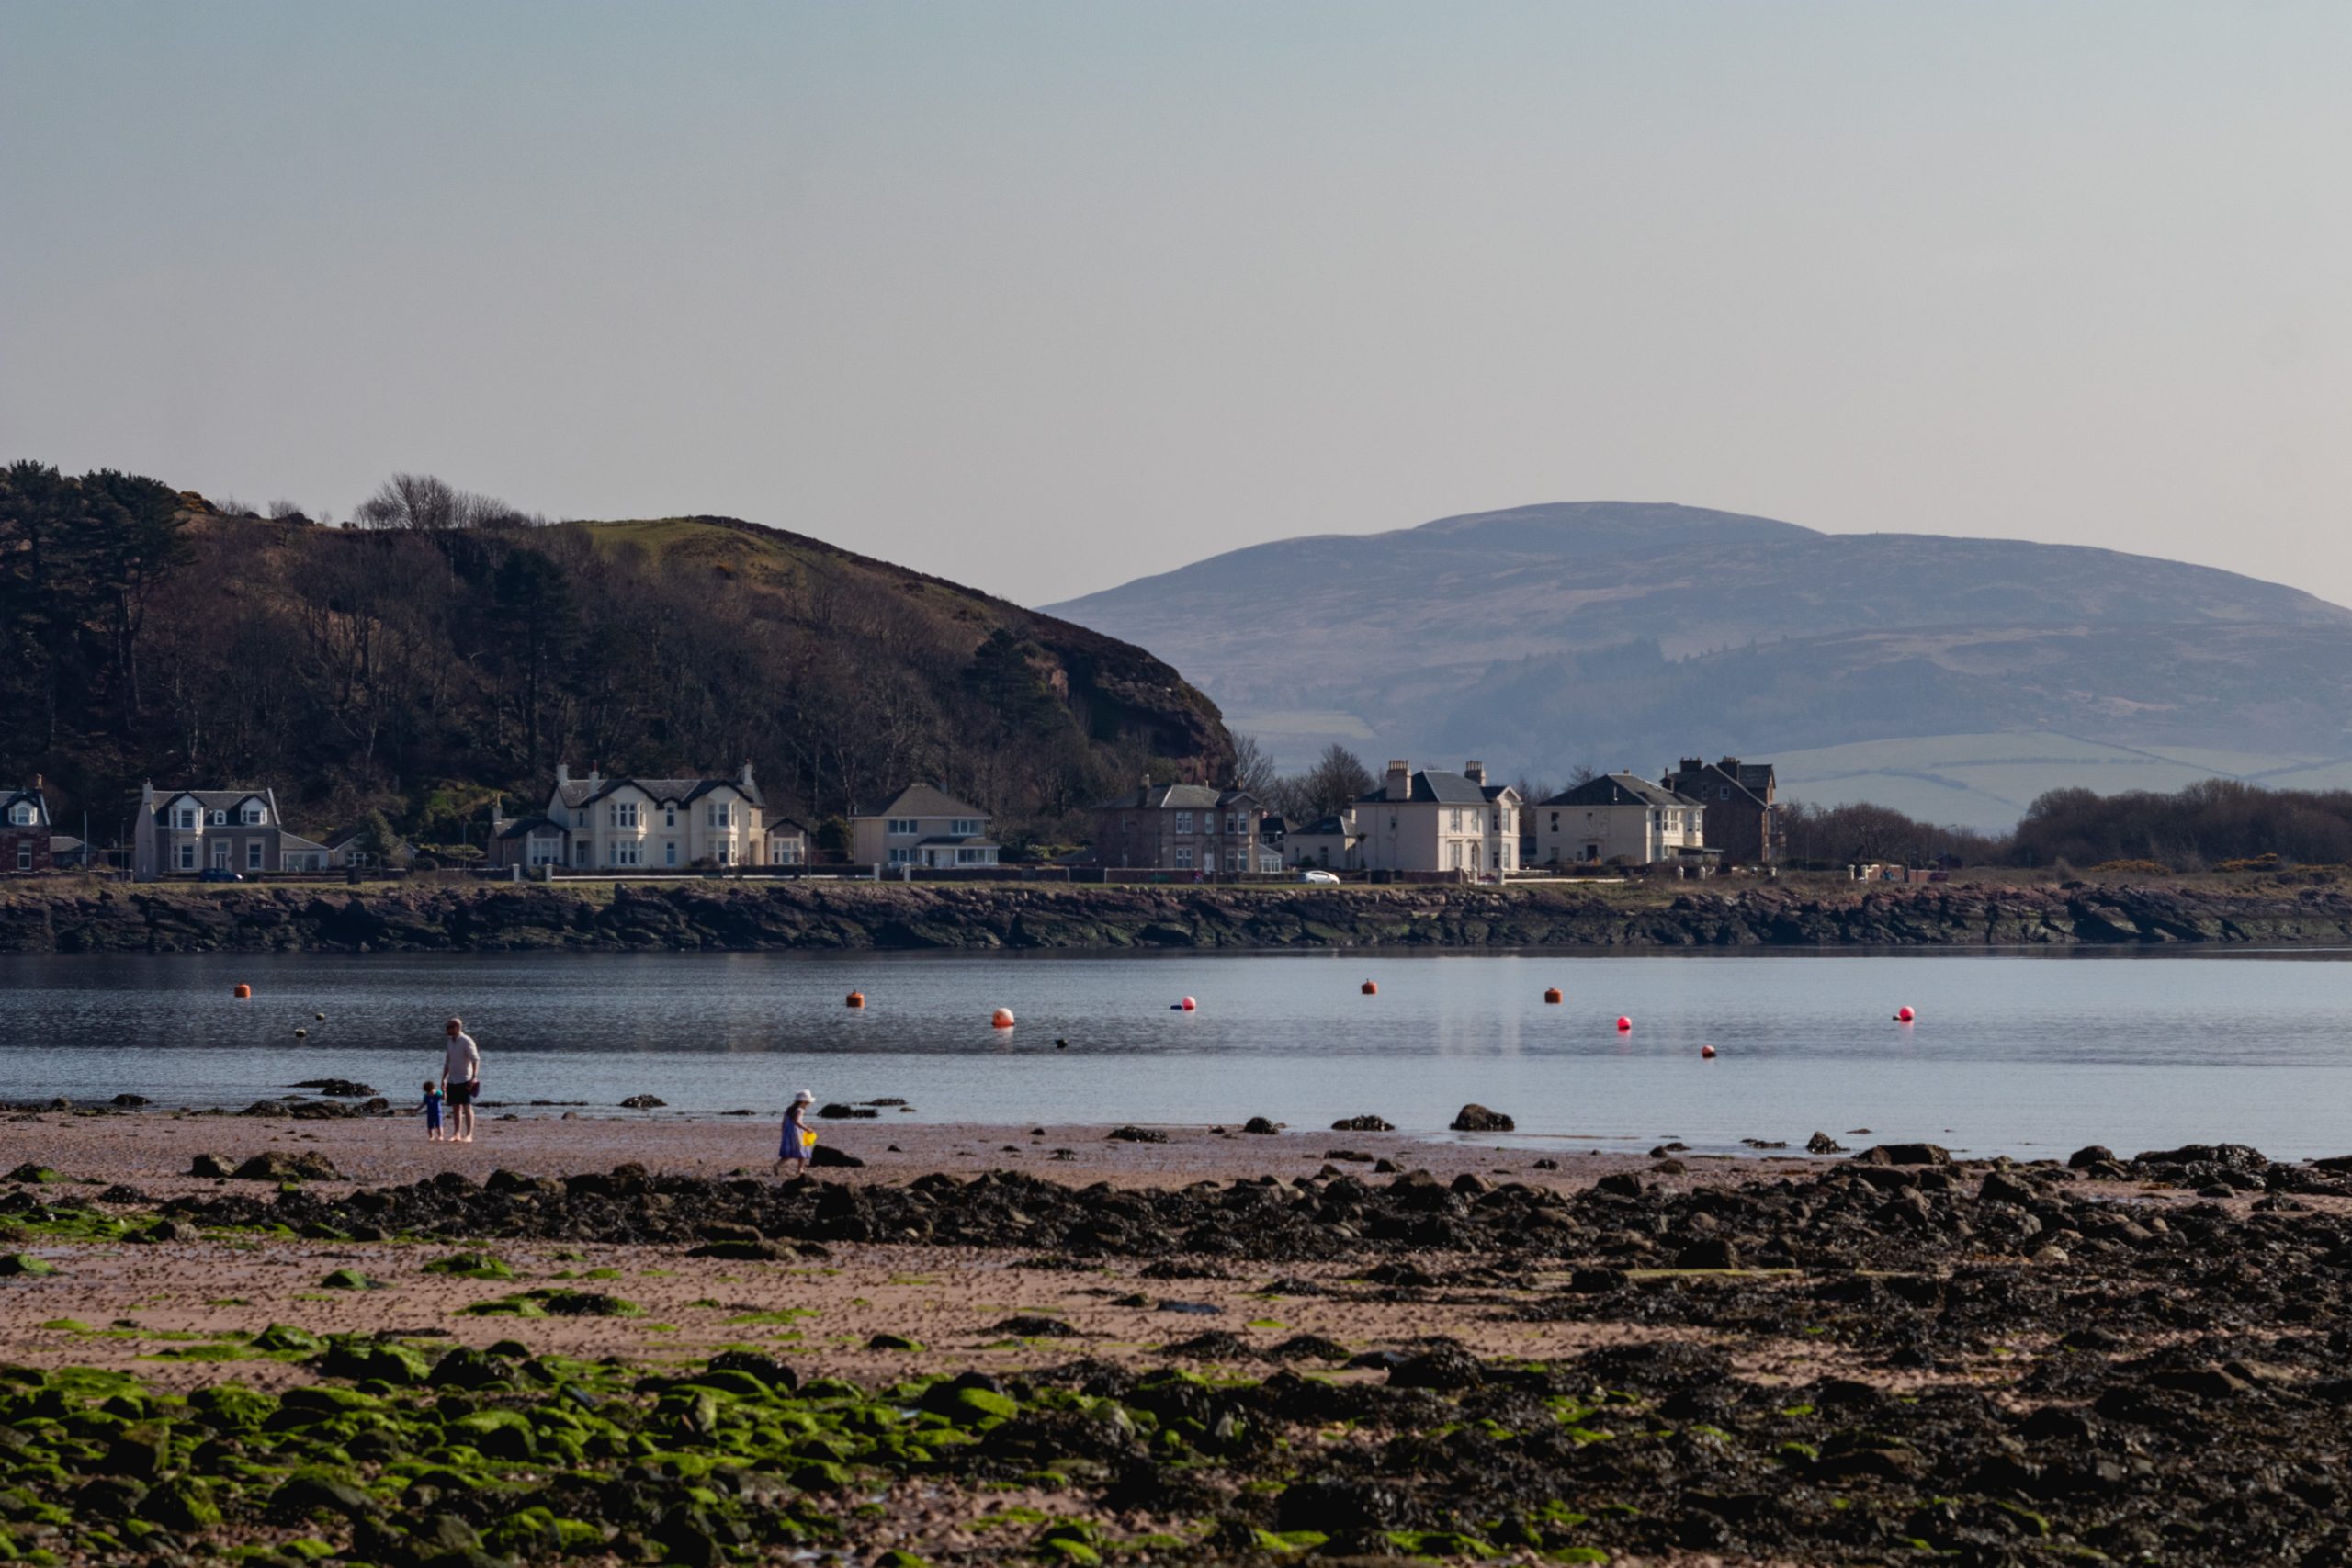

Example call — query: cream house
[849,784,998,868]
[133,784,329,879]
[1353,761,1520,877]
[1534,773,1714,869]
[492,762,767,871]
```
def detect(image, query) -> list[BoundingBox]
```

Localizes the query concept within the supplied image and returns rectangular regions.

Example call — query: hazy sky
[5,3,2348,608]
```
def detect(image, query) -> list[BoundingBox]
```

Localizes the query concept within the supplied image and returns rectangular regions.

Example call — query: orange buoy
[846,991,865,1009]
[1701,1043,1717,1058]
[1896,1005,1916,1022]
[1361,980,1378,995]
[1179,996,1197,1011]
[1544,987,1562,1004]
[991,1007,1015,1029]
[232,984,252,999]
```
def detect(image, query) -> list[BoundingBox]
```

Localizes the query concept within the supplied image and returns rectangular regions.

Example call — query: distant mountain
[1044,502,2352,829]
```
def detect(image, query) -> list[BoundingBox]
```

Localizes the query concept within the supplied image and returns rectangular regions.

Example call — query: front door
[210,840,230,870]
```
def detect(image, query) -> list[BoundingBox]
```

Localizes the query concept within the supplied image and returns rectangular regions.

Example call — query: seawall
[4,876,2350,955]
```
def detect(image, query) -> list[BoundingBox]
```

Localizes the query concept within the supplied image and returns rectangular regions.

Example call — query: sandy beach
[5,1105,2349,1566]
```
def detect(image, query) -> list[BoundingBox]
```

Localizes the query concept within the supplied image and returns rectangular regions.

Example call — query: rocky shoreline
[6,1132,2352,1564]
[7,874,2352,955]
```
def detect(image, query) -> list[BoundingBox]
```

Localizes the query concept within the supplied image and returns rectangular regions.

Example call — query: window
[957,847,986,864]
[1224,849,1239,873]
[888,847,910,865]
[1174,811,1193,834]
[246,840,263,871]
[1549,812,1558,831]
[611,801,639,829]
[15,842,29,871]
[241,803,266,825]
[209,809,227,826]
[1174,846,1193,869]
[174,807,197,829]
[611,843,639,866]
[716,845,731,865]
[952,818,979,836]
[664,841,678,866]
[573,809,587,828]
[888,818,916,836]
[573,841,590,866]
[708,803,732,829]
[6,804,28,826]
[177,843,196,870]
[1721,785,1732,800]
[664,807,676,828]
[1447,809,1462,832]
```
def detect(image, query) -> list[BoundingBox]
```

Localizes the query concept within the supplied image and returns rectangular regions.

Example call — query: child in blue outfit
[421,1081,445,1141]
[775,1089,815,1179]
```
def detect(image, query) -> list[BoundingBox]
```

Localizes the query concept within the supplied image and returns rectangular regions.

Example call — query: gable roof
[860,783,988,819]
[2,787,50,827]
[1293,814,1360,838]
[1543,773,1702,810]
[765,816,812,837]
[322,825,414,852]
[1664,756,1773,807]
[554,774,764,810]
[151,789,272,821]
[1358,769,1499,807]
[495,815,564,840]
[1093,783,1264,812]
[277,831,330,854]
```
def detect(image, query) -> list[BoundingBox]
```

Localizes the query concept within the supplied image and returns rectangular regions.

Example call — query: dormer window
[6,804,29,827]
[209,809,227,826]
[174,807,198,829]
[241,803,266,826]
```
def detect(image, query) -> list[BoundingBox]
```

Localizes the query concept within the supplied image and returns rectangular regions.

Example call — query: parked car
[1298,868,1340,884]
[197,869,244,883]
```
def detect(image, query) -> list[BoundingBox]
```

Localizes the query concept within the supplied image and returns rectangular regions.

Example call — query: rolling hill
[1,463,1232,846]
[1045,502,2352,830]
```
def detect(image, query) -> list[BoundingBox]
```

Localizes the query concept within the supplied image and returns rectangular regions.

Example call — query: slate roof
[322,825,414,852]
[554,774,765,809]
[912,835,999,848]
[150,789,271,821]
[1092,784,1261,812]
[1358,769,1494,807]
[1293,814,1360,838]
[2,787,50,828]
[277,832,330,854]
[765,817,812,837]
[495,816,564,840]
[1665,757,1774,806]
[860,784,988,820]
[1542,773,1703,810]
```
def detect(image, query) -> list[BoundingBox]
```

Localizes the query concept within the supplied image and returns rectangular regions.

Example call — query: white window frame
[210,840,231,870]
[611,801,639,829]
[664,841,678,866]
[1174,845,1193,869]
[709,803,732,829]
[246,840,264,872]
[15,842,29,871]
[209,809,227,827]
[717,845,731,865]
[1174,811,1193,834]
[7,804,29,826]
[177,842,197,870]
[664,806,677,828]
[241,804,266,826]
[888,847,910,865]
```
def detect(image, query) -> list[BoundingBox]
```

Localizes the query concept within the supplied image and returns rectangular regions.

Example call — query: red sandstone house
[1,780,51,874]
[1659,756,1783,865]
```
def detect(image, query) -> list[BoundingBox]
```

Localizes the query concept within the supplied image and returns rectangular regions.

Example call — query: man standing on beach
[441,1018,481,1144]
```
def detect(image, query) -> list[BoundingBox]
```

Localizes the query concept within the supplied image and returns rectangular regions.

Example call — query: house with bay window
[1089,781,1273,874]
[132,783,329,879]
[848,784,999,868]
[2,780,52,874]
[490,762,769,871]
[1353,760,1521,878]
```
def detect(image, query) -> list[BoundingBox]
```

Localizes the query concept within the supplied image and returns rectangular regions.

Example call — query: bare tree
[354,472,531,532]
[1229,732,1279,797]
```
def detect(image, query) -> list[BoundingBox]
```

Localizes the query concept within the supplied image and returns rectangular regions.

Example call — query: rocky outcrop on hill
[4,875,2350,956]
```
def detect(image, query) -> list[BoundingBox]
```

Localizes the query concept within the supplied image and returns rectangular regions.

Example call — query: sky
[4,2,2349,609]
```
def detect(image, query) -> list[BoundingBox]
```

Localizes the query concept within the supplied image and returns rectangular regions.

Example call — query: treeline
[2013,780,2352,870]
[0,464,1227,852]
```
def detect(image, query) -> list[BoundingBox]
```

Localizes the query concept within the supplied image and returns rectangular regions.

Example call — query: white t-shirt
[443,1031,481,1085]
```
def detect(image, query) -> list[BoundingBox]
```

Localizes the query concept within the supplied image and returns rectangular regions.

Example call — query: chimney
[555,762,570,786]
[1385,760,1411,802]
[740,761,754,787]
[141,781,153,807]
[1463,760,1486,785]
[31,773,40,791]
[1679,758,1703,775]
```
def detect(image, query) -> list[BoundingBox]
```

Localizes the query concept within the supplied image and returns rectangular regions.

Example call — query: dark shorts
[446,1079,477,1108]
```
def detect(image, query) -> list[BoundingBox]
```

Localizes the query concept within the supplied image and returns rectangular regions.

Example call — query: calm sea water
[3,950,2349,1159]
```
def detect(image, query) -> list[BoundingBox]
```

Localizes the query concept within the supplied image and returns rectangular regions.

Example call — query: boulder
[1449,1103,1515,1133]
[1330,1114,1394,1132]
[1850,1143,1951,1167]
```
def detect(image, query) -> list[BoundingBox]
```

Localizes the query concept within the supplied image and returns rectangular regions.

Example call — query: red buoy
[1362,980,1378,996]
[1543,987,1562,1005]
[1896,1005,1916,1022]
[1179,996,1197,1011]
[991,1008,1015,1029]
[1701,1043,1717,1059]
[1615,1016,1633,1032]
[846,991,865,1009]
[232,984,252,999]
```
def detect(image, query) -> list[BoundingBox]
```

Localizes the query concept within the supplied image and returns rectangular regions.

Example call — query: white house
[1533,773,1714,869]
[849,784,999,868]
[1353,761,1520,877]
[492,762,769,871]
[1284,812,1362,872]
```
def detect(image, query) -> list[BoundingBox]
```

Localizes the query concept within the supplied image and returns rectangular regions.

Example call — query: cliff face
[5,878,2349,955]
